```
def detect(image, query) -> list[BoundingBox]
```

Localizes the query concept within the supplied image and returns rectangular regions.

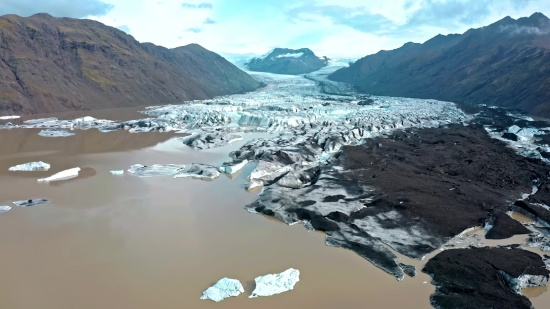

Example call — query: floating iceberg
[219,159,248,174]
[174,163,221,180]
[0,115,20,120]
[199,278,244,302]
[0,206,11,214]
[110,170,124,175]
[37,167,80,182]
[38,129,75,137]
[127,164,186,177]
[13,199,50,207]
[249,268,300,298]
[9,161,51,171]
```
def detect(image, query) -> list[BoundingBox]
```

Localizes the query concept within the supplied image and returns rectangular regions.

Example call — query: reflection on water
[0,108,548,309]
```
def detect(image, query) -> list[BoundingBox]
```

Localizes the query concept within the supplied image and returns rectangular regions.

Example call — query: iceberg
[199,278,244,302]
[174,164,221,180]
[249,268,300,298]
[218,159,248,174]
[13,199,50,207]
[127,164,186,177]
[37,167,80,182]
[9,161,51,171]
[38,129,75,137]
[0,115,20,120]
[0,206,11,214]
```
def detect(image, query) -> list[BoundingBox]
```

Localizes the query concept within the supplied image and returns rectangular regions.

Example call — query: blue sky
[1,0,550,57]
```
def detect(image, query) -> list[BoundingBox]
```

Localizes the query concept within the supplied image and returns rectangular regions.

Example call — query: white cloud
[37,0,549,58]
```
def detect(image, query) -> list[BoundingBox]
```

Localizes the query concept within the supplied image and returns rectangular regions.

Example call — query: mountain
[245,48,329,75]
[0,13,261,115]
[329,12,550,117]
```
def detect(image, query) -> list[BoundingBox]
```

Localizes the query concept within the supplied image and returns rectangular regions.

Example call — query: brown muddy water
[0,110,548,309]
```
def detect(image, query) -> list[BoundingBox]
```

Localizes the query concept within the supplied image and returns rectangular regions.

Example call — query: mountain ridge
[245,47,329,75]
[0,13,261,115]
[329,12,550,117]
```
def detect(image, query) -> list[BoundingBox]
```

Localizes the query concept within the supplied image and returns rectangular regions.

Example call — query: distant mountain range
[329,12,550,118]
[245,48,329,75]
[0,13,261,115]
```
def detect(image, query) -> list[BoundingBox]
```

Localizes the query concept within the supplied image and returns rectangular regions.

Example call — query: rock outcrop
[0,13,261,115]
[329,13,550,117]
[245,48,329,75]
[423,247,549,309]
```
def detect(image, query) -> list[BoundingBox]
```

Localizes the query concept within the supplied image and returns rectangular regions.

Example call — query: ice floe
[37,167,80,182]
[13,199,50,207]
[199,278,244,302]
[127,164,186,177]
[173,164,220,180]
[0,206,11,214]
[249,268,300,298]
[9,161,51,171]
[218,159,248,174]
[0,115,20,120]
[110,170,124,175]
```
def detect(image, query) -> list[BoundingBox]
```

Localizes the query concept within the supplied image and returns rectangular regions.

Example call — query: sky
[1,0,550,58]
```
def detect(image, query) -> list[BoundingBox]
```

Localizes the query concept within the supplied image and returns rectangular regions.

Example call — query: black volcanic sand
[423,247,549,309]
[246,124,550,280]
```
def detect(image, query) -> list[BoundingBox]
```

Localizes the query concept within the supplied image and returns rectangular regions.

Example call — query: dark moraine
[423,247,549,309]
[245,124,550,279]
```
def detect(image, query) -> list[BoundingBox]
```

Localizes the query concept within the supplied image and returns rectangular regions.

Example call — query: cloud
[0,0,113,18]
[117,25,130,33]
[287,5,393,33]
[203,17,216,24]
[499,24,550,35]
[406,0,494,28]
[181,2,212,9]
[185,27,202,33]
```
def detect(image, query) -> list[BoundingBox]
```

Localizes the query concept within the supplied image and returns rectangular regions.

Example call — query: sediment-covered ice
[9,161,51,171]
[249,268,300,298]
[13,199,50,207]
[199,278,244,302]
[0,206,11,214]
[37,167,80,182]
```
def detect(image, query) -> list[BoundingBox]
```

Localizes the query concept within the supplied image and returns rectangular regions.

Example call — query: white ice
[37,167,80,182]
[9,161,50,171]
[249,268,300,298]
[110,170,124,175]
[199,278,244,302]
[0,115,20,120]
[0,206,11,214]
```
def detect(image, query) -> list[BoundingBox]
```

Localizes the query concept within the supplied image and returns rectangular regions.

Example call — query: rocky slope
[329,12,550,117]
[0,13,261,115]
[245,48,329,75]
